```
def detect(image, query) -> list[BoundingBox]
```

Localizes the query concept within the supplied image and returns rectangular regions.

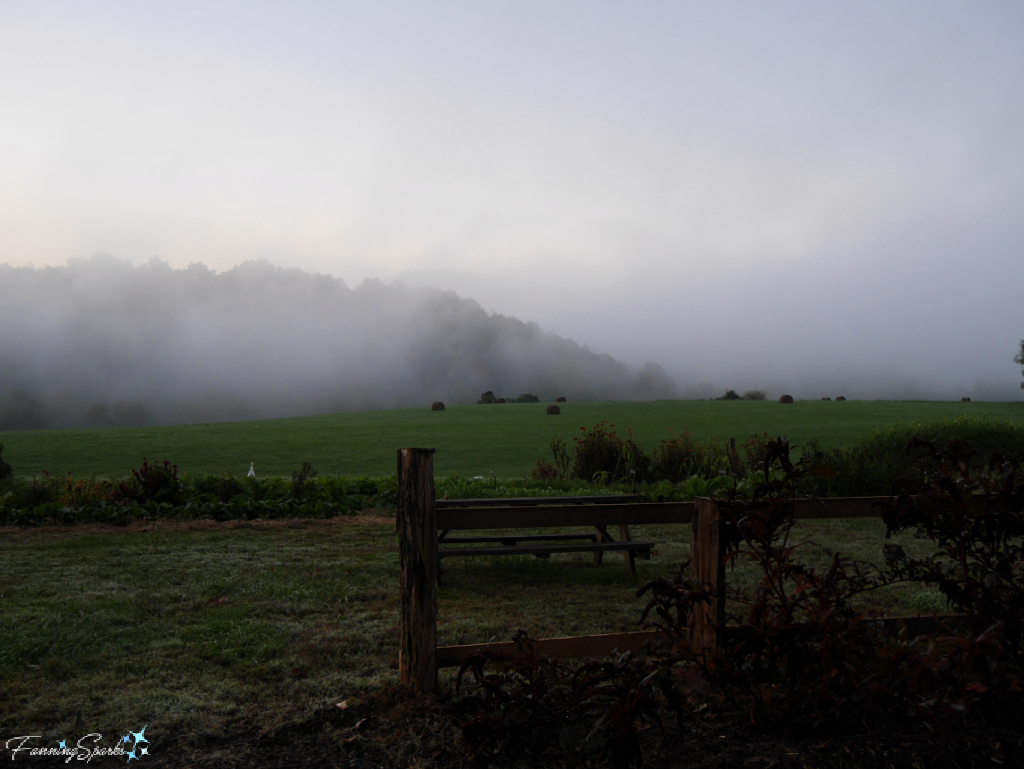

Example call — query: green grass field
[2,399,1022,479]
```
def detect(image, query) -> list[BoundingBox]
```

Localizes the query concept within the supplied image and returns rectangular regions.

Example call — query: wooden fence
[395,447,958,693]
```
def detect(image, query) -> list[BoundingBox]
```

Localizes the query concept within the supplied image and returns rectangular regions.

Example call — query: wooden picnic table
[434,495,656,574]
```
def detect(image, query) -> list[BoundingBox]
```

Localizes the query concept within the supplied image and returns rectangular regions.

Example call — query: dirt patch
[0,511,395,540]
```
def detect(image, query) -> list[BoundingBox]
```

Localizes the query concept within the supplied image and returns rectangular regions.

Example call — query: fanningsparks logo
[5,726,151,762]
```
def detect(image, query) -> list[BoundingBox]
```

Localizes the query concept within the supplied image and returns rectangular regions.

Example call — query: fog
[1,2,1023,417]
[0,256,679,429]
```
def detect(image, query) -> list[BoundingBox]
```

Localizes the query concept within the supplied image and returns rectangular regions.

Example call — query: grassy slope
[1,399,1022,479]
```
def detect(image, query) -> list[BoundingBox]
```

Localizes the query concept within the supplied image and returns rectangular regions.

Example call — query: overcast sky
[2,1,1022,399]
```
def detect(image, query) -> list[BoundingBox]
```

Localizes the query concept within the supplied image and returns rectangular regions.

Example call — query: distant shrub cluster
[532,422,770,485]
[715,389,767,401]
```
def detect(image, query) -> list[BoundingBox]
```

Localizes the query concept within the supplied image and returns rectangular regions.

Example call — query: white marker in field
[248,462,256,478]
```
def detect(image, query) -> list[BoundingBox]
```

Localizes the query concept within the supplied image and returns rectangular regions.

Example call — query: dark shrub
[216,476,245,502]
[572,422,649,483]
[116,458,183,505]
[717,389,742,401]
[512,393,540,403]
[743,389,766,400]
[477,391,496,404]
[292,461,318,501]
[495,398,506,403]
[0,443,11,482]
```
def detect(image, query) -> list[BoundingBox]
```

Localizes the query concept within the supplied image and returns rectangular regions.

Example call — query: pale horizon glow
[1,1,1023,399]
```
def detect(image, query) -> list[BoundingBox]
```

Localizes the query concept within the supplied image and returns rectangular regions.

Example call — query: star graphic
[127,749,137,761]
[132,726,149,745]
[141,747,149,756]
[122,734,131,744]
[58,740,67,749]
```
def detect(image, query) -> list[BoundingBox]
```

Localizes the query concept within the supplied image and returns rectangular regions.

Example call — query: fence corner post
[397,447,438,693]
[689,496,726,653]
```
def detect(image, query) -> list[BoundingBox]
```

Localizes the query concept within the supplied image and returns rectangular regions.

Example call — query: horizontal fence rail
[436,502,694,530]
[436,494,638,508]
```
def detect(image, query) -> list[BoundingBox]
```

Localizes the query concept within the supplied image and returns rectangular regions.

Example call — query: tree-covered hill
[0,256,676,429]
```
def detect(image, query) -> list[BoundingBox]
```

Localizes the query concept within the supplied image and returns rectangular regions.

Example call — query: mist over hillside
[0,256,677,430]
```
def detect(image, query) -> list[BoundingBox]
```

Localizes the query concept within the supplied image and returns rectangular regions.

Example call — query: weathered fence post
[688,497,726,652]
[397,447,438,693]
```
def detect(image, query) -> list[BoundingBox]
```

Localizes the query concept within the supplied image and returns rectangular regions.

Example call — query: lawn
[0,510,947,764]
[2,399,1021,480]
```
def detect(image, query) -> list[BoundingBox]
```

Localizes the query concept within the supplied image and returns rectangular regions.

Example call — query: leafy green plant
[291,461,318,502]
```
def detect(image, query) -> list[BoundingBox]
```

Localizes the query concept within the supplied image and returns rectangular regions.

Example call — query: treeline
[0,256,677,430]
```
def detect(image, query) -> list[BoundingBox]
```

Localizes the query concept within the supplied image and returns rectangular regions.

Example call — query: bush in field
[716,389,742,400]
[572,422,649,483]
[477,391,497,404]
[116,458,184,506]
[650,430,704,483]
[511,393,540,403]
[743,389,767,401]
[0,443,11,482]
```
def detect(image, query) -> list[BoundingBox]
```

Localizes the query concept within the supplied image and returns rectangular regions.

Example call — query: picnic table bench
[435,495,656,574]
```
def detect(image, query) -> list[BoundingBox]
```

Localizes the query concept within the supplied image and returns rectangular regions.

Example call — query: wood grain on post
[397,447,438,693]
[688,497,726,652]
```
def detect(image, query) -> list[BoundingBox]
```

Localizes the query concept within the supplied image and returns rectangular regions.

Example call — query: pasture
[2,398,1021,479]
[3,400,1023,765]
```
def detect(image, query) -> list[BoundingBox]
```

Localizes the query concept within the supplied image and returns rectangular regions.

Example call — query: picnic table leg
[619,524,636,575]
[593,526,610,565]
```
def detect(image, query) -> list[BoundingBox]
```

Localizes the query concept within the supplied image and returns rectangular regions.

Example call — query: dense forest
[0,256,676,430]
